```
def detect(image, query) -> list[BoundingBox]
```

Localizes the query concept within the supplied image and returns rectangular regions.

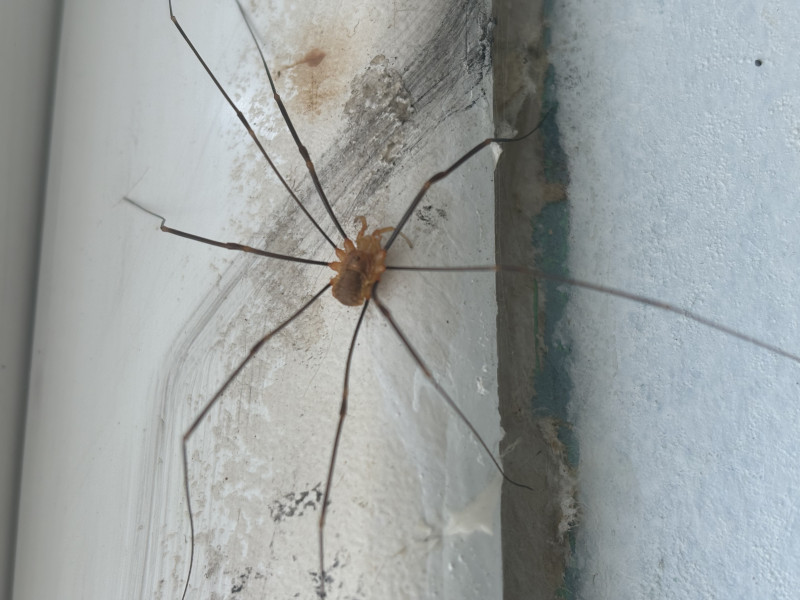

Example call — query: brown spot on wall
[283,47,327,70]
[270,15,364,119]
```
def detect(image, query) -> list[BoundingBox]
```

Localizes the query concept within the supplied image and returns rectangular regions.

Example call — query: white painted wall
[14,1,504,599]
[551,1,800,598]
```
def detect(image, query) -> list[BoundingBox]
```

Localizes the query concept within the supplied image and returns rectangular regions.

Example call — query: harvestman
[124,0,800,597]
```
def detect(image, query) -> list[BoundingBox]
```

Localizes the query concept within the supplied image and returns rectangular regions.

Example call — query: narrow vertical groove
[493,0,574,597]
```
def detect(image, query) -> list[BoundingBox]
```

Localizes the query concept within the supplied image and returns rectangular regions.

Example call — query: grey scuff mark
[415,204,448,232]
[344,55,414,166]
[268,483,324,522]
[308,0,493,230]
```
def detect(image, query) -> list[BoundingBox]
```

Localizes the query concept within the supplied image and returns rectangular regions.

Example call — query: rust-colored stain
[276,48,334,117]
[286,48,326,69]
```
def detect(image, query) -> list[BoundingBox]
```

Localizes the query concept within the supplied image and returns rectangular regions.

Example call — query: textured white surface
[14,0,503,599]
[551,0,800,597]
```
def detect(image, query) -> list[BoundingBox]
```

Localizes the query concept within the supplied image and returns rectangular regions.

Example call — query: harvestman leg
[168,0,347,246]
[122,198,340,600]
[179,284,331,600]
[387,265,800,364]
[121,198,329,267]
[232,0,347,242]
[316,301,370,596]
[370,290,535,484]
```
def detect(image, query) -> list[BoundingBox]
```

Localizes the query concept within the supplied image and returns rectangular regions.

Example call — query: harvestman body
[124,0,800,598]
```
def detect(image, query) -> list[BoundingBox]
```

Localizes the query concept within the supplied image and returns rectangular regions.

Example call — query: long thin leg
[386,264,800,365]
[370,286,534,491]
[123,196,330,267]
[168,0,337,248]
[180,284,331,600]
[234,0,348,242]
[383,110,553,251]
[317,300,370,599]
